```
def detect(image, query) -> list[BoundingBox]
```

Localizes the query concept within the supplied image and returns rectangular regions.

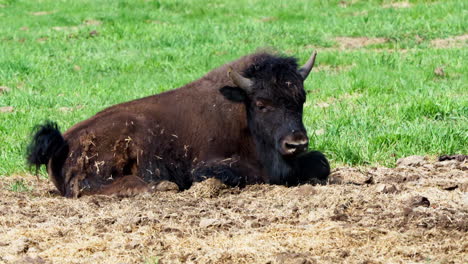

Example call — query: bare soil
[1,156,467,264]
[333,37,388,49]
[431,34,468,48]
[382,2,412,9]
[303,37,388,52]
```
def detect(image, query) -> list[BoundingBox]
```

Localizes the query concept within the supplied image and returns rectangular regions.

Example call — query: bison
[27,50,330,197]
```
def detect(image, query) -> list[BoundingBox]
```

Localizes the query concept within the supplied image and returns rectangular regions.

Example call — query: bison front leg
[97,175,151,196]
[293,151,330,185]
[191,158,246,187]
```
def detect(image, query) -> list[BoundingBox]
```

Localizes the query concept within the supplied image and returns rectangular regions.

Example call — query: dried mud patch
[1,157,467,263]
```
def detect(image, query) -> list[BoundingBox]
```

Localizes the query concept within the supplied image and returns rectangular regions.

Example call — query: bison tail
[26,121,65,171]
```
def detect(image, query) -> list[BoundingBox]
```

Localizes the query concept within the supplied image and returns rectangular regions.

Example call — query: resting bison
[27,50,330,197]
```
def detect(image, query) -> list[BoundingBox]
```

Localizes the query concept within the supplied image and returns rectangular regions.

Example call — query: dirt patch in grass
[0,86,11,94]
[49,19,102,35]
[29,11,55,16]
[382,2,412,9]
[312,64,356,74]
[58,105,84,113]
[351,10,368,16]
[431,34,468,48]
[256,16,278,23]
[305,92,362,109]
[0,157,466,263]
[338,0,359,8]
[84,19,102,26]
[52,26,80,32]
[334,37,388,49]
[0,106,14,113]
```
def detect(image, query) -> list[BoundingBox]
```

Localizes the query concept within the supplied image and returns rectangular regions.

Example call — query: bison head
[220,51,317,159]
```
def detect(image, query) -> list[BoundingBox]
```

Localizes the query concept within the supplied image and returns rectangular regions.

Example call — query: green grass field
[0,0,467,176]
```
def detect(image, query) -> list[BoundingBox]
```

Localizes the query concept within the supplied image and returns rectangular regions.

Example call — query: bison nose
[280,133,309,156]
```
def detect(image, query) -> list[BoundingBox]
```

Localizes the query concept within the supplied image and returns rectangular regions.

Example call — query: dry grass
[0,157,467,263]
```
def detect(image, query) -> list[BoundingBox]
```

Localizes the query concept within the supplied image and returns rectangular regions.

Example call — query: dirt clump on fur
[0,156,467,263]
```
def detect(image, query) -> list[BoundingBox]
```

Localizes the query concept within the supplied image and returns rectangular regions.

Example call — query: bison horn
[228,67,253,93]
[299,50,317,80]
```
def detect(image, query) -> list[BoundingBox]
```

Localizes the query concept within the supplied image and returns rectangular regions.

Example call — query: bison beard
[26,50,330,197]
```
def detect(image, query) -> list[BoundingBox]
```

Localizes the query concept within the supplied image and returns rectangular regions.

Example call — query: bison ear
[219,86,247,103]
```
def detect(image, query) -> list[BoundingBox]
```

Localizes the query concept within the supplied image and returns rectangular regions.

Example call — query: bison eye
[255,100,273,112]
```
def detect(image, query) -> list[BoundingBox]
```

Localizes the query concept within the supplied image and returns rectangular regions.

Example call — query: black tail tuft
[26,121,65,171]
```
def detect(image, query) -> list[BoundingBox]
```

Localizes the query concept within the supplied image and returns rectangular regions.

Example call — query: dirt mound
[0,156,467,263]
